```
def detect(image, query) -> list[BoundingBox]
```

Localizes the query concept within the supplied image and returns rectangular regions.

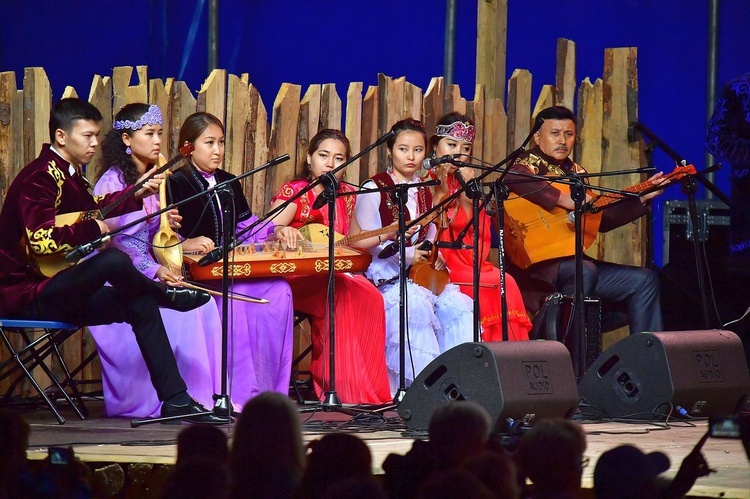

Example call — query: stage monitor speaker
[578,330,750,419]
[397,341,579,433]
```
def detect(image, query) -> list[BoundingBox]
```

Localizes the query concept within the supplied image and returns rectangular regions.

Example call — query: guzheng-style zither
[183,241,372,281]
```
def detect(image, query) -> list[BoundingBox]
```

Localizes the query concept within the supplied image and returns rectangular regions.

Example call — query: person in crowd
[593,444,670,499]
[167,112,295,411]
[176,425,229,466]
[160,458,230,499]
[429,112,532,341]
[269,128,390,404]
[356,118,474,392]
[706,71,750,273]
[506,105,664,335]
[0,98,219,423]
[294,433,374,499]
[90,103,226,418]
[229,392,305,499]
[515,418,587,498]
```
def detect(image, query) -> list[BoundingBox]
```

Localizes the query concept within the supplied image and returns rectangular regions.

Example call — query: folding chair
[290,313,314,403]
[0,319,89,424]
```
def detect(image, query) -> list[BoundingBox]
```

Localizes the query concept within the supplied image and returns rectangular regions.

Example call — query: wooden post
[404,81,423,121]
[476,0,508,100]
[298,85,322,179]
[88,74,113,182]
[247,84,271,213]
[170,81,197,159]
[149,78,174,159]
[483,96,506,166]
[321,83,342,130]
[468,84,485,162]
[361,85,380,182]
[444,84,467,116]
[0,72,19,200]
[423,77,444,141]
[197,69,227,125]
[269,83,301,198]
[556,38,577,112]
[225,74,250,178]
[507,69,532,151]
[345,82,363,185]
[22,68,51,167]
[112,66,148,114]
[576,77,604,259]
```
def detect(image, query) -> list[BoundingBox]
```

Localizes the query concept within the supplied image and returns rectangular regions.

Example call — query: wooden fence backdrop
[0,39,647,397]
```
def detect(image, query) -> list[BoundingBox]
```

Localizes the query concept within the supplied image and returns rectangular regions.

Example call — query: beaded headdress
[113,105,164,131]
[435,121,475,143]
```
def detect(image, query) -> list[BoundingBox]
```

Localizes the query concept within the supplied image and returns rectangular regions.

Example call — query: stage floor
[18,399,750,498]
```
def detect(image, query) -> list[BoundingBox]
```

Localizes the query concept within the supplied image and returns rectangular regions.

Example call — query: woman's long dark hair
[178,112,225,171]
[99,103,153,186]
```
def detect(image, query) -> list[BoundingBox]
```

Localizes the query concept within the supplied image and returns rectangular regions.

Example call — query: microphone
[311,191,329,210]
[378,239,400,259]
[311,173,339,210]
[64,235,111,263]
[435,240,473,250]
[198,239,235,266]
[422,154,459,170]
[531,116,545,135]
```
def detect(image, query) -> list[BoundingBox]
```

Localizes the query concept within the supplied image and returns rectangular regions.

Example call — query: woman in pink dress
[429,112,531,341]
[269,129,391,404]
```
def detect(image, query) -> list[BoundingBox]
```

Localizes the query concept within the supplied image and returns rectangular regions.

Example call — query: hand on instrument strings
[274,225,303,250]
[157,266,185,287]
[435,163,456,196]
[434,251,447,271]
[95,219,111,235]
[404,224,420,240]
[411,248,430,266]
[640,171,666,203]
[182,236,215,254]
[134,165,164,200]
[167,209,182,230]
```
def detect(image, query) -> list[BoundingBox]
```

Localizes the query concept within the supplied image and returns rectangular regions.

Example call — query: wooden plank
[476,0,508,100]
[196,69,227,125]
[225,74,249,178]
[247,84,271,215]
[423,77,444,142]
[344,82,363,186]
[530,85,556,148]
[556,38,576,112]
[0,72,18,201]
[269,83,301,199]
[404,81,422,121]
[467,84,485,165]
[61,87,77,98]
[377,74,399,170]
[124,66,148,106]
[170,81,197,159]
[321,83,342,130]
[600,47,642,267]
[112,66,133,118]
[577,77,604,260]
[298,85,321,179]
[22,67,52,167]
[88,75,113,183]
[507,68,532,151]
[361,85,380,182]
[149,78,173,160]
[483,96,506,169]
[444,84,467,116]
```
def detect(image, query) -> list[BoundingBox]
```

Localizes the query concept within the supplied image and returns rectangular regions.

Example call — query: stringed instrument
[503,164,697,269]
[297,222,399,247]
[408,209,450,296]
[152,155,182,274]
[23,144,194,277]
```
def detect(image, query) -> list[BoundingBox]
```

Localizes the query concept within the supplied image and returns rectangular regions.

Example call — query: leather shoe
[160,397,231,425]
[157,287,211,312]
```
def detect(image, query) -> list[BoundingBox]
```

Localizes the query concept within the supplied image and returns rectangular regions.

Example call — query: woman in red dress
[270,129,391,404]
[430,112,531,341]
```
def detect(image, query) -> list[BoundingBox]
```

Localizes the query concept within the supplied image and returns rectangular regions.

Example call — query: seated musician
[0,98,223,423]
[167,112,295,409]
[269,129,391,405]
[429,112,532,341]
[506,105,664,335]
[356,118,473,392]
[90,103,227,418]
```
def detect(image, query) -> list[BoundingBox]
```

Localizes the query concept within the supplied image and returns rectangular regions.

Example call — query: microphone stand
[129,154,290,427]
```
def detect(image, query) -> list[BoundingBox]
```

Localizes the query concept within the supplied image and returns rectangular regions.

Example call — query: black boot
[156,286,211,312]
[161,396,231,425]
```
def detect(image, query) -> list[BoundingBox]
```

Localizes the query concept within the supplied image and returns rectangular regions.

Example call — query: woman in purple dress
[90,103,224,417]
[167,112,296,409]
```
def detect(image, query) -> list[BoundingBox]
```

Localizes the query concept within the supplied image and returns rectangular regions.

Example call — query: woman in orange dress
[269,129,391,404]
[430,112,531,341]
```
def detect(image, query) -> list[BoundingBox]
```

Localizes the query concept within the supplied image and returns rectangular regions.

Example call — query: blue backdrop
[2,0,748,266]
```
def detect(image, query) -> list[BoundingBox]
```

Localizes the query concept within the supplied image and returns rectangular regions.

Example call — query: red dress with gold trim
[271,180,391,404]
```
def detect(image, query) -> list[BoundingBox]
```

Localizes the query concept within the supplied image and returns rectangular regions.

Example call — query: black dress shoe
[160,397,231,425]
[157,287,211,312]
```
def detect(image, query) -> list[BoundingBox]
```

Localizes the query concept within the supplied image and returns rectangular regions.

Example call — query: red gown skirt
[286,273,391,404]
[439,206,532,341]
